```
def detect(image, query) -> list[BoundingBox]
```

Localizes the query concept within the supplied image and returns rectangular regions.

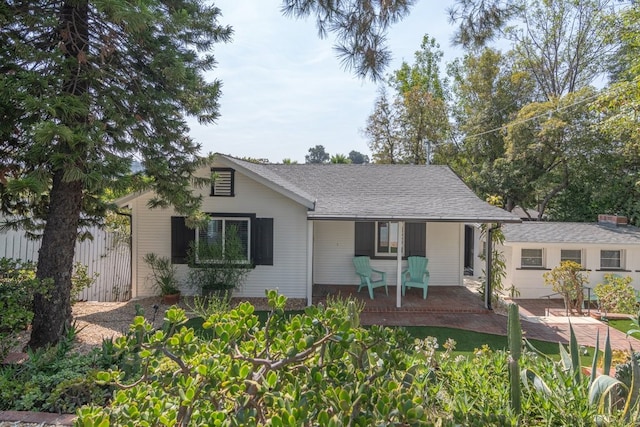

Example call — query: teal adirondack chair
[402,256,430,299]
[353,256,388,299]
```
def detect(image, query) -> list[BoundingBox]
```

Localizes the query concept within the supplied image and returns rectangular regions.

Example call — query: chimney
[598,214,628,226]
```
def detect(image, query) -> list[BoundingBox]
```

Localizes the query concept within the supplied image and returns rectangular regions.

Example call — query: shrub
[76,293,640,426]
[71,261,99,304]
[543,261,589,315]
[143,253,180,296]
[187,225,251,296]
[0,326,113,413]
[80,291,455,426]
[595,274,636,314]
[0,258,48,360]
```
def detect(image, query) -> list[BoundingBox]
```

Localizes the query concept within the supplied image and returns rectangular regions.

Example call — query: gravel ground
[12,296,307,355]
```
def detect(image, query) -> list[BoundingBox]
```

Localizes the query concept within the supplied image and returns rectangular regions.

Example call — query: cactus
[507,302,522,416]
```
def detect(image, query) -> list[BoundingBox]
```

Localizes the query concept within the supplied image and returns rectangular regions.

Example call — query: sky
[190,0,462,163]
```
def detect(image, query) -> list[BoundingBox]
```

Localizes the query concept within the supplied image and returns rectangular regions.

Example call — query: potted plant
[143,253,181,304]
[187,226,251,300]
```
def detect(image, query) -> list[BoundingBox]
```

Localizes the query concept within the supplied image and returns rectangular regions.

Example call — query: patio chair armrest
[372,269,387,281]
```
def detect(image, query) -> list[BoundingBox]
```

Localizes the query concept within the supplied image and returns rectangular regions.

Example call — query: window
[211,168,235,196]
[354,221,425,258]
[376,221,401,256]
[561,249,582,266]
[171,215,273,266]
[600,250,622,270]
[521,249,543,268]
[197,217,251,262]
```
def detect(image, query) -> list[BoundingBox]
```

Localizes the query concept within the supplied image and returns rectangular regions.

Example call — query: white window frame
[196,216,251,263]
[600,249,623,270]
[521,248,544,268]
[375,221,404,257]
[560,249,583,267]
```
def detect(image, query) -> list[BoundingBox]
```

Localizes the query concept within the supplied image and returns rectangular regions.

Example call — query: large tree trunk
[28,171,83,349]
[28,0,88,349]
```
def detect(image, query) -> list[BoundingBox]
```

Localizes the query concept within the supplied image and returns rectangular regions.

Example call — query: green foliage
[365,34,449,165]
[507,303,522,417]
[478,223,507,304]
[78,291,448,425]
[543,261,589,316]
[0,258,49,360]
[71,262,99,304]
[0,329,112,413]
[347,150,370,164]
[187,226,251,294]
[330,154,351,164]
[518,322,640,425]
[185,294,231,320]
[595,274,637,315]
[143,253,180,296]
[68,290,640,425]
[305,144,330,164]
[282,0,414,81]
[1,0,232,348]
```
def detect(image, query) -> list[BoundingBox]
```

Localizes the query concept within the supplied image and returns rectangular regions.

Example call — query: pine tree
[0,0,232,348]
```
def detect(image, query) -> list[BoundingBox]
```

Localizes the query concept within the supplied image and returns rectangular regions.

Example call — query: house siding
[313,221,464,287]
[130,163,309,299]
[501,242,640,298]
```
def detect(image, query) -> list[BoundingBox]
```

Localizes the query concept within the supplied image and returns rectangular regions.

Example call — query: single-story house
[500,215,640,298]
[117,154,520,307]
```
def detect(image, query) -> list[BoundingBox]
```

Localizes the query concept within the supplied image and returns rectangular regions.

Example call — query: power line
[460,84,626,140]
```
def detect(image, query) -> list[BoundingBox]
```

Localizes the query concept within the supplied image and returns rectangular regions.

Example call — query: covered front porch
[307,219,502,310]
[312,283,489,314]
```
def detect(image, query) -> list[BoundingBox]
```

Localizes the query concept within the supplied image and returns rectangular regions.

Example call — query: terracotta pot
[161,292,181,305]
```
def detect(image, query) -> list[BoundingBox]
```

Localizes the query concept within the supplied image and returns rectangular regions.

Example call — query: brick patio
[313,284,640,352]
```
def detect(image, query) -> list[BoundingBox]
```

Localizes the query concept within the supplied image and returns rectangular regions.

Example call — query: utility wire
[460,84,626,140]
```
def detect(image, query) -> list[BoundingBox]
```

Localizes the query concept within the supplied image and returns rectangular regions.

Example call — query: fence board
[0,226,131,302]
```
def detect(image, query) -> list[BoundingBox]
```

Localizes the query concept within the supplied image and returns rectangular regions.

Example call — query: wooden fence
[0,226,131,302]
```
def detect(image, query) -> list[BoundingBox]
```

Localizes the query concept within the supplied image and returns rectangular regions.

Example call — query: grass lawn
[607,317,640,340]
[186,313,591,363]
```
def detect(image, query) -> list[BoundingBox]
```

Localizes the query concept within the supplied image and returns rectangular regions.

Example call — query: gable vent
[211,168,235,197]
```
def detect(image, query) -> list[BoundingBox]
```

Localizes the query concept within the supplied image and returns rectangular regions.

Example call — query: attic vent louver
[211,168,235,197]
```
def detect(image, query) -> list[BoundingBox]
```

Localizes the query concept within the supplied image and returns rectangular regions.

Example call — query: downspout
[116,210,133,301]
[306,220,314,306]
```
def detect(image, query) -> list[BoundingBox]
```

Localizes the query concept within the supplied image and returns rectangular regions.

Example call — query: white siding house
[119,154,520,306]
[500,216,640,298]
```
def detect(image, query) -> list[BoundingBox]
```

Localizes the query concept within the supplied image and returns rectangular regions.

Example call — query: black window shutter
[405,222,426,257]
[171,217,195,264]
[253,218,274,266]
[354,222,375,257]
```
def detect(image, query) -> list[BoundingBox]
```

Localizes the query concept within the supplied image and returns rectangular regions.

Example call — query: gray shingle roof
[222,155,519,223]
[503,222,640,245]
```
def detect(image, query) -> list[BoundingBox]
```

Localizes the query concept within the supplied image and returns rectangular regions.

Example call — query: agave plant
[508,303,640,424]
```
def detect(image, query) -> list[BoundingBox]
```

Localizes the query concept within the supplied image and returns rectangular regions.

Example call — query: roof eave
[114,190,151,207]
[307,213,522,223]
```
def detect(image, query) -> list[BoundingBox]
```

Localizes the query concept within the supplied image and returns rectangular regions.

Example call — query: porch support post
[396,221,404,308]
[484,225,494,310]
[306,220,314,306]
